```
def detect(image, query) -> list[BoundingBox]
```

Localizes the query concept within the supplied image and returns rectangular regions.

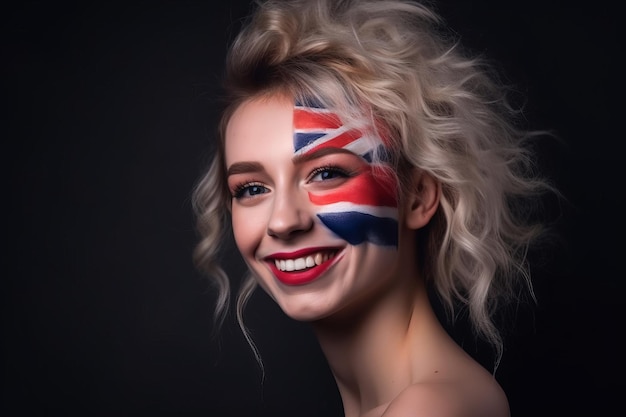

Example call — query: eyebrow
[226,147,358,177]
[292,147,356,164]
[226,161,265,177]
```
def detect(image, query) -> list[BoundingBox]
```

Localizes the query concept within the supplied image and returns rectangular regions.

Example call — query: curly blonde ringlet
[192,0,554,372]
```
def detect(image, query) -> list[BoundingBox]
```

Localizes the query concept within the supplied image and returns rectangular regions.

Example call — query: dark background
[3,1,622,416]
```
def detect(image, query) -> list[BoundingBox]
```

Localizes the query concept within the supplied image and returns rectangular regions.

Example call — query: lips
[266,247,342,285]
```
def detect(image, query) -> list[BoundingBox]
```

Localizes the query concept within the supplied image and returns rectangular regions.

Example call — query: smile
[274,250,337,272]
[266,247,342,286]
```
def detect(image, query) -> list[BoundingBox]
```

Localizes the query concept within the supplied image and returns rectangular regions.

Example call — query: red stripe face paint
[294,98,399,246]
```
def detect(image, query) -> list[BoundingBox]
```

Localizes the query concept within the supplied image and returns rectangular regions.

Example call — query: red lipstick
[266,247,343,285]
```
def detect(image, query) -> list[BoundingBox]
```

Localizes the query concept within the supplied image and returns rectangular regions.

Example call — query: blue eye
[309,166,350,182]
[233,183,269,199]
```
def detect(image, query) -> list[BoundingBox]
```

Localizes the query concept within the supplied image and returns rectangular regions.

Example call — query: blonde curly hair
[192,0,554,369]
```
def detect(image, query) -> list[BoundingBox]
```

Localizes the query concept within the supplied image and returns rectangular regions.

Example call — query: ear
[404,169,441,230]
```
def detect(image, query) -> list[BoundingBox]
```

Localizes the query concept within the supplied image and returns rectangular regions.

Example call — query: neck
[312,274,440,417]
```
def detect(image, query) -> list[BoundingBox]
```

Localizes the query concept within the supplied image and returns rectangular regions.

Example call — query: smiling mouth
[273,250,339,272]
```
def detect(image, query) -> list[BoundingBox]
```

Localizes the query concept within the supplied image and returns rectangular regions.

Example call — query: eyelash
[231,181,268,199]
[231,165,353,199]
[308,164,353,182]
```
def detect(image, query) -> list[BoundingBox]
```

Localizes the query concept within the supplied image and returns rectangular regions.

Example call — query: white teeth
[294,258,306,270]
[274,251,336,272]
[285,259,295,271]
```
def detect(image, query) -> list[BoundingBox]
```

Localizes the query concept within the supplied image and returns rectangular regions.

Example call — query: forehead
[226,95,294,139]
[224,96,295,163]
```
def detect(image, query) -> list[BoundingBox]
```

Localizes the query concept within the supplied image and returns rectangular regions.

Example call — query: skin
[224,94,511,417]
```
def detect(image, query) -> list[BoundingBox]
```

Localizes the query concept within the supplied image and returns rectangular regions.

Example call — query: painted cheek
[308,166,399,247]
[293,98,398,246]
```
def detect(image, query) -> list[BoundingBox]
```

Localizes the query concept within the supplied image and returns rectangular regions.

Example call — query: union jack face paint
[293,98,399,247]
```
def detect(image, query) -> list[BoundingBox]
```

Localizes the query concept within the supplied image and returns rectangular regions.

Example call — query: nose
[267,187,313,240]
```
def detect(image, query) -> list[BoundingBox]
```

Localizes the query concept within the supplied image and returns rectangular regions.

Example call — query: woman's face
[224,95,404,321]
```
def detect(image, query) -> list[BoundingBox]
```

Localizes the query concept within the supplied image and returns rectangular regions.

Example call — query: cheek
[309,167,399,247]
[231,206,262,256]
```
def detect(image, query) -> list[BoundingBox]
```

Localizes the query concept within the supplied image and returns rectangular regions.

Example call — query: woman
[192,0,554,416]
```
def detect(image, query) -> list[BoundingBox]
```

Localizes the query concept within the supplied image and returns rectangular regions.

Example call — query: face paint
[293,98,399,247]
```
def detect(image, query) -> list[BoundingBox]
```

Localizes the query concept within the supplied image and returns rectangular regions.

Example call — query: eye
[308,165,352,183]
[232,182,270,199]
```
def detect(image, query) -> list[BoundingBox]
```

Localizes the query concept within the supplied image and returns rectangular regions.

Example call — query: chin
[273,293,340,322]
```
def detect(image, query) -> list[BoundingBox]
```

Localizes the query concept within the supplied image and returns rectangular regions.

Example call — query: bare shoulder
[381,377,510,417]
